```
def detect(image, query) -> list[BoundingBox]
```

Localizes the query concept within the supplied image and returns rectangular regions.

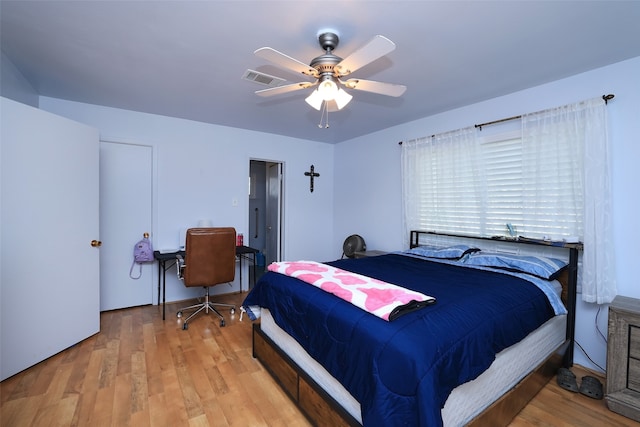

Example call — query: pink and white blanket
[267,260,435,321]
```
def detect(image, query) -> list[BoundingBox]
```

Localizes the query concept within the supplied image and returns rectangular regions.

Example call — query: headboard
[409,230,582,366]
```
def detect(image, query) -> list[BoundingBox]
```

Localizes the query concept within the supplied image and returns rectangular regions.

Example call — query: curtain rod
[474,94,615,130]
[399,93,615,144]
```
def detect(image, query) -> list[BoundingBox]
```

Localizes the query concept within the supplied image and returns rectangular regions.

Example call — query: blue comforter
[243,254,557,426]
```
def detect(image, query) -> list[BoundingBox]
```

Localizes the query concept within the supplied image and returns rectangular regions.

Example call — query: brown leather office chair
[176,227,236,329]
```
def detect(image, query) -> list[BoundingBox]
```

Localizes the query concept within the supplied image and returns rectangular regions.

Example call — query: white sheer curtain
[402,97,615,303]
[401,127,482,245]
[521,97,614,303]
[521,104,585,239]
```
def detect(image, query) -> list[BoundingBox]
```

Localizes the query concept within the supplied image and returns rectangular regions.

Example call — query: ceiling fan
[252,31,407,114]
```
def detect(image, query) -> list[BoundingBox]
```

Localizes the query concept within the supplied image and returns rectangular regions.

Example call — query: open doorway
[249,160,283,285]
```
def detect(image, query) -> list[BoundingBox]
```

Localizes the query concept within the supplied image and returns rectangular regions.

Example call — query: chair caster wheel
[230,307,236,315]
[220,319,226,327]
[177,311,183,318]
[182,323,188,330]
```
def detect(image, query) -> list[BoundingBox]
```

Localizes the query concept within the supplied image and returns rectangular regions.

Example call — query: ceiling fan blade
[334,35,396,77]
[255,47,319,78]
[341,78,407,97]
[255,81,316,97]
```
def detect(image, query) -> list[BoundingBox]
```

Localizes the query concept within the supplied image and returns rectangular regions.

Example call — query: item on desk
[236,233,244,246]
[159,248,179,254]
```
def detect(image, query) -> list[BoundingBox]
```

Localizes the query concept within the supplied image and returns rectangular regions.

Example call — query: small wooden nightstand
[354,250,388,259]
[606,295,640,421]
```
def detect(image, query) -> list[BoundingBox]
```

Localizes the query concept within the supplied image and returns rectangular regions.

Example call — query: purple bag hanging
[130,234,154,279]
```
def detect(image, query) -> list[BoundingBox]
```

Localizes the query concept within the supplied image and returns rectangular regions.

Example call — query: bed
[243,231,580,426]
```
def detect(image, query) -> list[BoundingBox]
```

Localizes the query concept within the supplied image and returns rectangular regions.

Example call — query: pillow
[405,244,480,260]
[462,252,568,280]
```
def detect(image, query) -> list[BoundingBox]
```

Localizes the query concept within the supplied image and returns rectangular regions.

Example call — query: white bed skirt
[260,309,566,426]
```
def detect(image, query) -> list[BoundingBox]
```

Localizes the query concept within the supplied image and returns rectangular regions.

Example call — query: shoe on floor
[579,375,604,399]
[556,367,579,392]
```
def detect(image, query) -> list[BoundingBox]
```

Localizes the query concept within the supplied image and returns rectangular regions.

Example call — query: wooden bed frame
[252,231,581,426]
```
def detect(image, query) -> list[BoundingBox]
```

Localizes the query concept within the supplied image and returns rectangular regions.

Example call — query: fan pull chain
[318,101,330,128]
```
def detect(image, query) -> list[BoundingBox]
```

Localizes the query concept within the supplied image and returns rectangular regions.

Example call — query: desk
[154,245,259,320]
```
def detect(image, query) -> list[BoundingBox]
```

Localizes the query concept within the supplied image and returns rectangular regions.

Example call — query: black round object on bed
[342,234,366,258]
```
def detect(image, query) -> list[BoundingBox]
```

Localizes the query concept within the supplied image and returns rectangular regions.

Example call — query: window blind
[402,127,583,240]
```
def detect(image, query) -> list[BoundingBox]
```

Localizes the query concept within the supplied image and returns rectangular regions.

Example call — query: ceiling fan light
[317,78,338,101]
[334,88,353,110]
[305,89,324,110]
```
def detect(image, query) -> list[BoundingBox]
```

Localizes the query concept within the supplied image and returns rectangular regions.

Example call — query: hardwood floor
[0,292,635,427]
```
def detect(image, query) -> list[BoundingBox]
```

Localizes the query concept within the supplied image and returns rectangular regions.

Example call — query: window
[482,133,524,237]
[402,97,615,303]
[402,128,582,241]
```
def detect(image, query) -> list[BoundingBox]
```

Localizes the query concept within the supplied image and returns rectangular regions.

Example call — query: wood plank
[131,350,149,414]
[69,390,97,427]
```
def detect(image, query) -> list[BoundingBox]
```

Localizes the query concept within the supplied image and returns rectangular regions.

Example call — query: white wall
[334,56,640,373]
[40,98,335,303]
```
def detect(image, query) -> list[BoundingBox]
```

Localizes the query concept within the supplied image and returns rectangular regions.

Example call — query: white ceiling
[2,1,639,144]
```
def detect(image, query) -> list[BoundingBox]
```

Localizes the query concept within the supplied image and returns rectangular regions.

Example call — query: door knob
[91,240,102,247]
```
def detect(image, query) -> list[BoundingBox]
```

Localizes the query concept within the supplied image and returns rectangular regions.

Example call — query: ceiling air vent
[242,69,286,88]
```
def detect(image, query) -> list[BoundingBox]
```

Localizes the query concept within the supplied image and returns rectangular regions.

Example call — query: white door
[1,97,100,381]
[99,141,153,311]
[266,162,282,264]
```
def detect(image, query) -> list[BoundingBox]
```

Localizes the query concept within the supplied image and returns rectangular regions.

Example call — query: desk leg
[157,261,161,312]
[239,255,243,292]
[162,261,167,320]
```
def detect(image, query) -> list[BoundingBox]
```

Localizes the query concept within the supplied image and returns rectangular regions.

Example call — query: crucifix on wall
[304,164,320,193]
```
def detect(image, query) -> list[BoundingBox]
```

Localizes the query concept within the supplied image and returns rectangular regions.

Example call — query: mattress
[260,308,566,426]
